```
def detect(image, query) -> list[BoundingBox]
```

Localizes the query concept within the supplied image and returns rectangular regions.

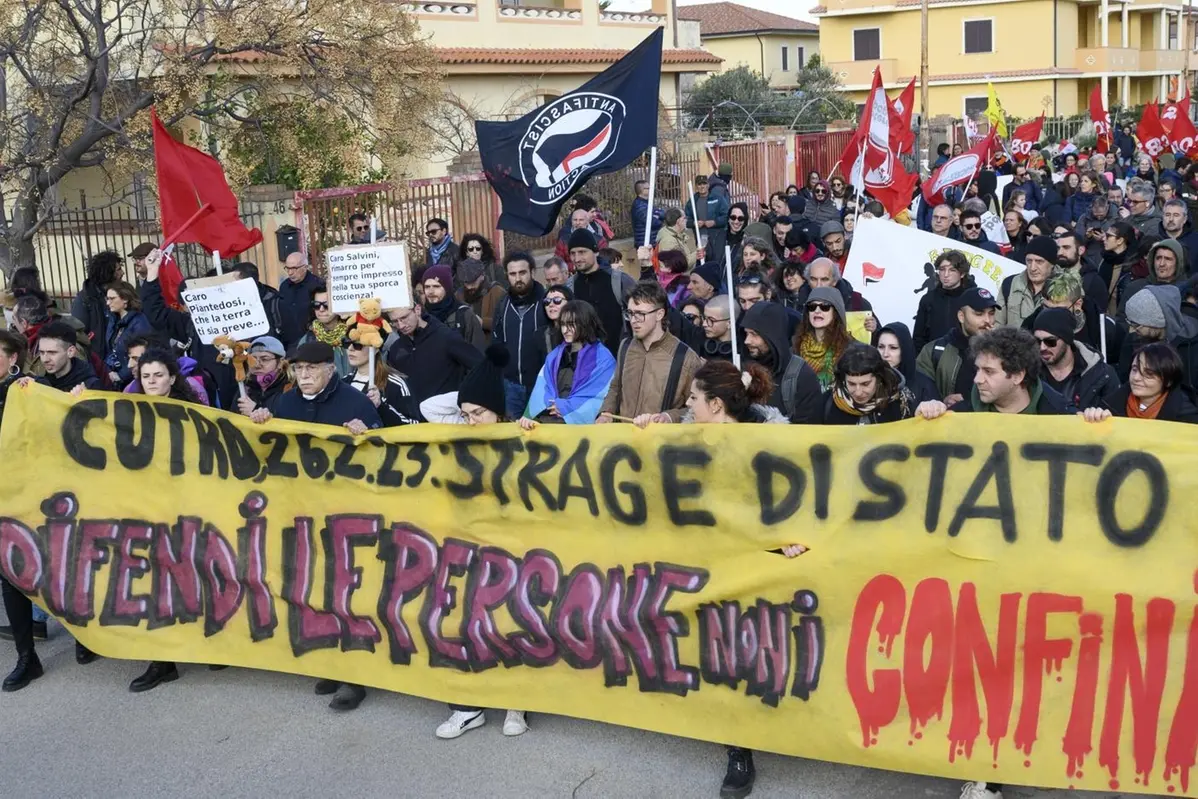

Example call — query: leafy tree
[0,0,443,273]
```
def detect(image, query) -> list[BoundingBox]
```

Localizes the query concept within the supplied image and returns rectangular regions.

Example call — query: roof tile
[214,47,722,66]
[678,1,818,35]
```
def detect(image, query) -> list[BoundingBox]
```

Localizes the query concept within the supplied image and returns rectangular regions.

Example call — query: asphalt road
[0,618,1153,799]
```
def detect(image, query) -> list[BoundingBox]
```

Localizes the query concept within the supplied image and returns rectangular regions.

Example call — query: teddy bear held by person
[347,298,392,349]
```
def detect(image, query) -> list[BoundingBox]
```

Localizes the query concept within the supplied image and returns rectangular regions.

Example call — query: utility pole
[919,0,929,175]
[1184,0,1193,103]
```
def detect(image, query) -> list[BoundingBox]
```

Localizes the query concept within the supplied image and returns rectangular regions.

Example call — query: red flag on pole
[1138,102,1172,160]
[1088,85,1113,154]
[889,77,917,155]
[920,129,997,206]
[1161,92,1191,134]
[856,67,891,173]
[1008,115,1045,163]
[1168,106,1198,159]
[151,108,263,302]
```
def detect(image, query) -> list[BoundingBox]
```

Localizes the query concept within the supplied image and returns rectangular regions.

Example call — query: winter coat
[491,284,550,390]
[425,294,486,350]
[631,196,663,249]
[1041,341,1119,412]
[277,272,324,349]
[1002,179,1042,212]
[822,372,917,425]
[71,281,110,361]
[916,326,975,400]
[1100,247,1140,316]
[568,266,636,356]
[599,331,702,422]
[272,375,381,429]
[1101,383,1198,423]
[103,310,153,382]
[949,378,1073,414]
[342,372,421,427]
[1121,239,1191,317]
[997,271,1045,329]
[386,314,484,404]
[961,230,1001,255]
[685,192,730,267]
[799,195,839,228]
[36,357,100,392]
[138,278,236,410]
[655,225,699,268]
[741,302,823,424]
[876,321,940,405]
[295,329,351,376]
[1129,206,1165,239]
[913,277,976,352]
[243,371,291,414]
[460,281,506,335]
[123,355,210,406]
[425,239,461,268]
[1065,191,1099,223]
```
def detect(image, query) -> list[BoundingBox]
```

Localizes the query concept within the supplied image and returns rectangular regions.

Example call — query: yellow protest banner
[2,383,1197,796]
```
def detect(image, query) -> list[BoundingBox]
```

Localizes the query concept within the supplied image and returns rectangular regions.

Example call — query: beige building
[678,1,820,90]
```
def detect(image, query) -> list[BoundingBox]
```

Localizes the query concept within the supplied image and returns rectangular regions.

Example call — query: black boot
[130,661,179,692]
[314,678,340,695]
[2,652,44,692]
[329,683,366,711]
[75,642,98,664]
[720,747,755,799]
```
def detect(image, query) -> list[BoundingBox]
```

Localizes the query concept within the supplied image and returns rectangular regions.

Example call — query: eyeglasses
[347,341,365,351]
[962,222,982,231]
[807,302,834,313]
[729,214,746,221]
[466,244,483,252]
[1129,199,1149,207]
[737,274,764,286]
[312,301,329,310]
[701,315,728,326]
[284,265,306,272]
[683,312,700,323]
[813,190,827,196]
[623,308,662,322]
[426,228,442,236]
[544,296,566,306]
[1035,336,1060,348]
[352,225,368,233]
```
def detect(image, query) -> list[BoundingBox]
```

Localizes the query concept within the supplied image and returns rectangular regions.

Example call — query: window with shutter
[782,46,789,72]
[853,29,880,61]
[964,20,993,54]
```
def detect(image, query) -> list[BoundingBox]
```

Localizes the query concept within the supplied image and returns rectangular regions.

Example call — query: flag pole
[644,147,658,249]
[160,203,213,251]
[213,250,222,276]
[370,217,377,245]
[724,244,739,370]
[688,181,705,264]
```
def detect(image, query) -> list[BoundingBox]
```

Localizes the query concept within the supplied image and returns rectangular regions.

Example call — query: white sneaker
[502,709,529,736]
[959,782,1001,799]
[435,709,486,739]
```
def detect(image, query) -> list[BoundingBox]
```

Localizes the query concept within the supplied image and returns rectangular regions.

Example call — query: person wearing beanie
[793,286,852,390]
[422,264,485,350]
[1033,307,1118,411]
[250,338,380,713]
[687,261,723,302]
[997,236,1059,328]
[568,229,636,356]
[456,258,506,336]
[1119,283,1198,385]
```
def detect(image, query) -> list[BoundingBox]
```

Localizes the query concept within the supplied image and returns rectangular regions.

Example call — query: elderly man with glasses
[1122,178,1164,239]
[277,252,325,349]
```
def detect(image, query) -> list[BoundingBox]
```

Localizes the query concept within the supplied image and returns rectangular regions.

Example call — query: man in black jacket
[278,252,324,349]
[32,322,101,392]
[386,306,483,409]
[568,230,635,356]
[913,250,976,352]
[741,302,822,423]
[139,249,236,410]
[491,252,548,417]
[1032,309,1118,411]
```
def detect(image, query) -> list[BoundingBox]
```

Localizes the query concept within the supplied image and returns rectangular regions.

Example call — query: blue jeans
[504,380,528,420]
[31,604,48,623]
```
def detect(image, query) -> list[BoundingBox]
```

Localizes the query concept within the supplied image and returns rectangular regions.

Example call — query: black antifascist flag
[476,27,664,237]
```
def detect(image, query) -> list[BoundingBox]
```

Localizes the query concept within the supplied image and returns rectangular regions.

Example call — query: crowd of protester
[2,143,1196,799]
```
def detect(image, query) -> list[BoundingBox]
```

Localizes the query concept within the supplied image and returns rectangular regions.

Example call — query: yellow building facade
[679,2,820,89]
[813,0,1198,118]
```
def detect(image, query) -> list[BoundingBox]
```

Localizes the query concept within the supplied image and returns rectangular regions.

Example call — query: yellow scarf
[798,334,837,389]
[310,319,348,347]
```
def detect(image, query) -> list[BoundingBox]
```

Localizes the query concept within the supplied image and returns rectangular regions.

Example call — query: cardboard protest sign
[180,274,270,344]
[325,241,412,314]
[3,383,1198,796]
[843,218,1026,328]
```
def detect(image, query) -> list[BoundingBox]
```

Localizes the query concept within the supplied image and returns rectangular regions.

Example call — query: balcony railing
[1075,47,1140,70]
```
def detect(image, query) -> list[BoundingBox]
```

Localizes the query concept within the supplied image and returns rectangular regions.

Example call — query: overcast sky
[607,0,816,24]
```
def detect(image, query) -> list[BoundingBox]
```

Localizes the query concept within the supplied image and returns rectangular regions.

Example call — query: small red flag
[1008,115,1045,163]
[889,77,917,155]
[1088,85,1113,154]
[1138,102,1172,160]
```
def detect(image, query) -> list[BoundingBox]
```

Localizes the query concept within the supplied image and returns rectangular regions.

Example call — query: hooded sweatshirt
[877,322,940,405]
[1118,284,1198,386]
[741,302,822,424]
[799,181,840,227]
[1125,239,1190,299]
[913,274,976,352]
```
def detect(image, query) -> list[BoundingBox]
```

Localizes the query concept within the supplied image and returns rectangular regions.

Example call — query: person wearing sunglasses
[292,285,350,376]
[423,217,459,267]
[725,201,750,261]
[343,335,420,426]
[347,212,387,245]
[958,209,1001,255]
[455,233,503,289]
[799,179,839,228]
[521,299,615,427]
[794,287,853,390]
[1124,178,1165,239]
[533,285,573,362]
[1030,308,1117,412]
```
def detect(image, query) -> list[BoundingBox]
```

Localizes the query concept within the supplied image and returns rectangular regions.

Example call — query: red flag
[1008,115,1044,163]
[1088,85,1113,154]
[1138,102,1172,160]
[921,129,997,206]
[152,107,263,261]
[868,157,919,219]
[1168,106,1198,159]
[889,77,917,155]
[855,68,891,173]
[1162,92,1191,134]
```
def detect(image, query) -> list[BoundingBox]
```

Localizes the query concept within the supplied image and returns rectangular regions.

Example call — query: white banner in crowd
[980,211,1008,245]
[843,217,1026,328]
[325,241,412,314]
[181,274,270,345]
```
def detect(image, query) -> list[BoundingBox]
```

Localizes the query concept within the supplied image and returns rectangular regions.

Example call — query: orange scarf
[1126,392,1166,419]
